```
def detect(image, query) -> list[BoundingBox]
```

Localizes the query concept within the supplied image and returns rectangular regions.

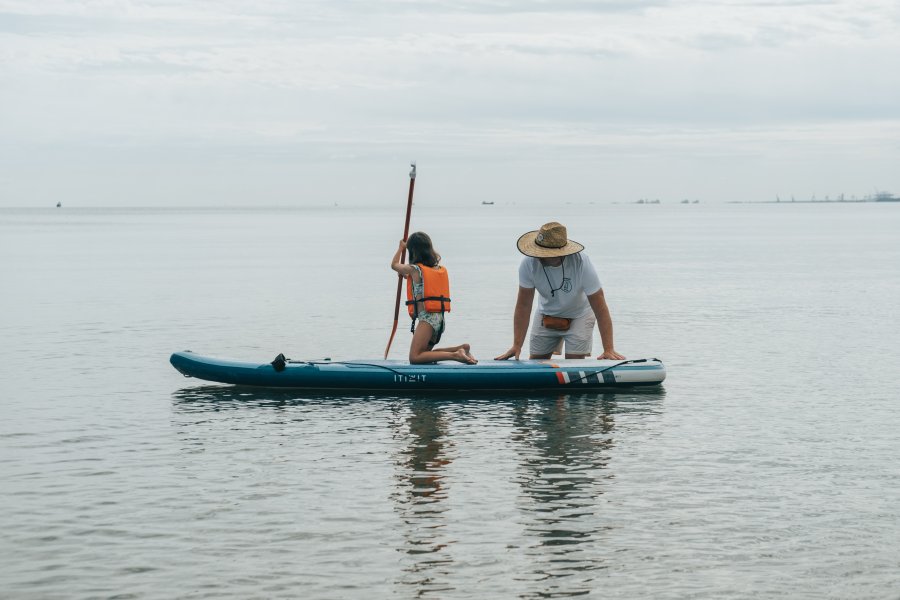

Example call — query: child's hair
[406,232,440,267]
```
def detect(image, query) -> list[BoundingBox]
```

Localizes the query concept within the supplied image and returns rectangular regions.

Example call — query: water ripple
[4,205,900,598]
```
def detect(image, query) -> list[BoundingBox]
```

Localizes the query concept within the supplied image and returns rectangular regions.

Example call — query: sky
[1,0,898,206]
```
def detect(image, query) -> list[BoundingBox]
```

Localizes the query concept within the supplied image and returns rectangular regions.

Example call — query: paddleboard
[170,351,665,390]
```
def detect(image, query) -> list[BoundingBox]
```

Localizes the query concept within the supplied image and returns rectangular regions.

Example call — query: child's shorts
[416,312,445,346]
[529,311,595,357]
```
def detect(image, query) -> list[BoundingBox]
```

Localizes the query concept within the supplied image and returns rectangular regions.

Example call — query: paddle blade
[384,323,398,359]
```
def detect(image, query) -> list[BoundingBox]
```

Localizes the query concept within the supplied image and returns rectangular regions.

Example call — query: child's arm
[391,240,417,278]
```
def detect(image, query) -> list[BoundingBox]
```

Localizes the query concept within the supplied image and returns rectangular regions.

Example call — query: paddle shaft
[384,163,417,359]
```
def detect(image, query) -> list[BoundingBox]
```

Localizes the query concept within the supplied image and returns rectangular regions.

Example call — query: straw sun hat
[516,222,584,258]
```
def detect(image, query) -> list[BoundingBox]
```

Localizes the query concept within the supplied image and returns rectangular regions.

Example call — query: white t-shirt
[518,253,602,318]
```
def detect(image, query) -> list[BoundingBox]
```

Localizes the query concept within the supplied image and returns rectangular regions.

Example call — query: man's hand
[494,345,522,360]
[597,349,625,360]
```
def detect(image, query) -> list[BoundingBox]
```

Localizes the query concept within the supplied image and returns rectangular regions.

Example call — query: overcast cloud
[1,0,898,206]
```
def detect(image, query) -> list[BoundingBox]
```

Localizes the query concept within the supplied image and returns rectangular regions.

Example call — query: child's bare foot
[461,344,478,362]
[453,348,478,364]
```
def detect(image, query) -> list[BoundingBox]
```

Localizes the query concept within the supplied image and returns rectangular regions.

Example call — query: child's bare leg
[433,343,462,352]
[433,342,476,361]
[433,342,471,353]
[410,325,477,364]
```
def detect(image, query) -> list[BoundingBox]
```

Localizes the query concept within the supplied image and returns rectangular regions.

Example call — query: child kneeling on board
[391,232,477,365]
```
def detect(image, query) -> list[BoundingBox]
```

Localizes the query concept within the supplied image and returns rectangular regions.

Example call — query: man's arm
[494,286,535,360]
[587,289,625,360]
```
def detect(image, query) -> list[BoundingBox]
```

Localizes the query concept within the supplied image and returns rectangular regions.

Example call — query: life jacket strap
[406,296,451,334]
[404,296,451,307]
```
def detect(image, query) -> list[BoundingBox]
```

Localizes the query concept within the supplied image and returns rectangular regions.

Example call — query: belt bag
[541,315,572,331]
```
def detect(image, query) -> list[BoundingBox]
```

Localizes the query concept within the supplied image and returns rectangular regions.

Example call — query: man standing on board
[495,222,625,361]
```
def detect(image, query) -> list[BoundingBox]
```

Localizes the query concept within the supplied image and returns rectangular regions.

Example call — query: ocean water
[1,203,899,599]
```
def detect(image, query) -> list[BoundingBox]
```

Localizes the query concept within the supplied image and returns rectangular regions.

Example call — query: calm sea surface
[1,203,899,599]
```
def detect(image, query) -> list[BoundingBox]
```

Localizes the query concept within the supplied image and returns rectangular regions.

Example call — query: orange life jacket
[406,264,452,318]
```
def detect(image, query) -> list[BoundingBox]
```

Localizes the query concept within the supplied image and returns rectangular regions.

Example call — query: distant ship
[481,201,494,205]
[56,201,62,208]
[874,191,899,202]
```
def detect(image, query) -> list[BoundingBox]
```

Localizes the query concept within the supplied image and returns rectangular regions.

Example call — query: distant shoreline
[728,199,900,204]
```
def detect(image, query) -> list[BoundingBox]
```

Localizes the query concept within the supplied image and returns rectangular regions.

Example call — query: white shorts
[529,311,596,357]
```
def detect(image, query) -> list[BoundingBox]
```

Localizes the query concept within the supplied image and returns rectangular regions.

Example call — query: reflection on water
[512,395,620,596]
[169,385,664,597]
[171,385,664,412]
[389,400,456,596]
[171,385,377,410]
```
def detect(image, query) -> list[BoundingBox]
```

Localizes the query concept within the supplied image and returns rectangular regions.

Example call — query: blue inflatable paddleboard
[170,351,665,390]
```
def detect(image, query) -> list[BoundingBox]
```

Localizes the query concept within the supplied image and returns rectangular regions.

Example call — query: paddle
[383,162,417,359]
